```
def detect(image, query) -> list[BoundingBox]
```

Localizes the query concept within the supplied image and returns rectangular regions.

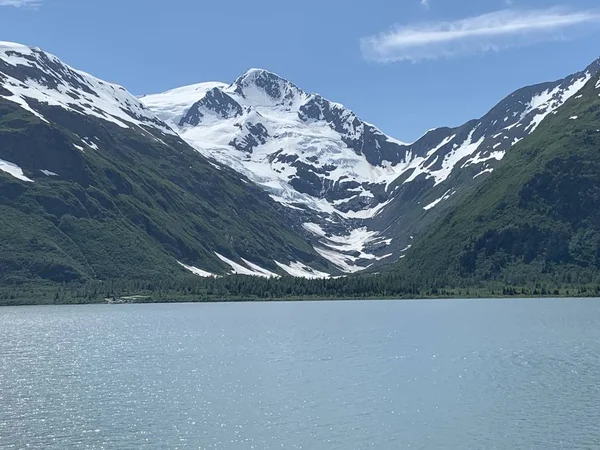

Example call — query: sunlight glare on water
[1,298,599,449]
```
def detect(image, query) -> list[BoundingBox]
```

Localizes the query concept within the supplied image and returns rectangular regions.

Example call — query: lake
[1,299,599,449]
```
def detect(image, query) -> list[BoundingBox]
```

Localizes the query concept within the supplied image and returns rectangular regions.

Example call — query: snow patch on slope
[462,150,505,168]
[215,252,278,278]
[0,158,33,182]
[304,223,392,273]
[522,73,591,133]
[402,134,456,185]
[423,189,455,211]
[178,261,217,278]
[430,131,484,185]
[274,260,330,279]
[241,258,280,278]
[473,168,494,179]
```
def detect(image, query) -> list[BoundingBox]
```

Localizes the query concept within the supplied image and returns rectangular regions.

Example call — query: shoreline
[2,294,599,307]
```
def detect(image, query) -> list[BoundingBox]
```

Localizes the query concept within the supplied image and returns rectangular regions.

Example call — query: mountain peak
[230,68,305,106]
[233,68,288,85]
[584,56,600,73]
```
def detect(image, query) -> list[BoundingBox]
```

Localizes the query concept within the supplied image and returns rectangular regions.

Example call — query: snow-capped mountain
[142,59,600,273]
[142,70,417,273]
[142,69,410,217]
[0,42,338,280]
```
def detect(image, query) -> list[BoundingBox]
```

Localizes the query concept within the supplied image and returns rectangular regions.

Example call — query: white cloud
[0,0,41,8]
[421,0,430,9]
[361,7,600,63]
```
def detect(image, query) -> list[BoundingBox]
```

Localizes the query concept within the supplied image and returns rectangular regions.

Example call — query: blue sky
[1,0,600,141]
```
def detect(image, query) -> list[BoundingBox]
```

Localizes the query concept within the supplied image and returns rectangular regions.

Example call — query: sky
[1,0,600,141]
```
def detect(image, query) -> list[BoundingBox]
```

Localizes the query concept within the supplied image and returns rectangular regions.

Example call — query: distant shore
[3,292,599,307]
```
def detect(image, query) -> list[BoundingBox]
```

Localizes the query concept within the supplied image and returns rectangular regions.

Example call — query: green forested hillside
[398,73,600,286]
[0,98,331,284]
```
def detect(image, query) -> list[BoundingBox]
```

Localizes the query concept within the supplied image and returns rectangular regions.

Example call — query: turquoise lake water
[1,298,599,449]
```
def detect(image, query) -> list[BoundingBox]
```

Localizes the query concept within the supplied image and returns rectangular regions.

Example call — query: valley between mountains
[1,41,600,295]
[140,56,599,276]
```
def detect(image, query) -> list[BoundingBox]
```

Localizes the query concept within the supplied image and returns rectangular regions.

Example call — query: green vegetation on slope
[0,98,331,285]
[397,73,600,286]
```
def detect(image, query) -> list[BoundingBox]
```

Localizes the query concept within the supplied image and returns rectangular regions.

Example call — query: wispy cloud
[361,7,600,63]
[0,0,42,8]
[421,0,429,9]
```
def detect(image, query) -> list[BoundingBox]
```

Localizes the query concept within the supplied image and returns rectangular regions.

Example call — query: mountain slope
[369,58,600,268]
[398,72,600,285]
[142,60,600,273]
[0,42,335,283]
